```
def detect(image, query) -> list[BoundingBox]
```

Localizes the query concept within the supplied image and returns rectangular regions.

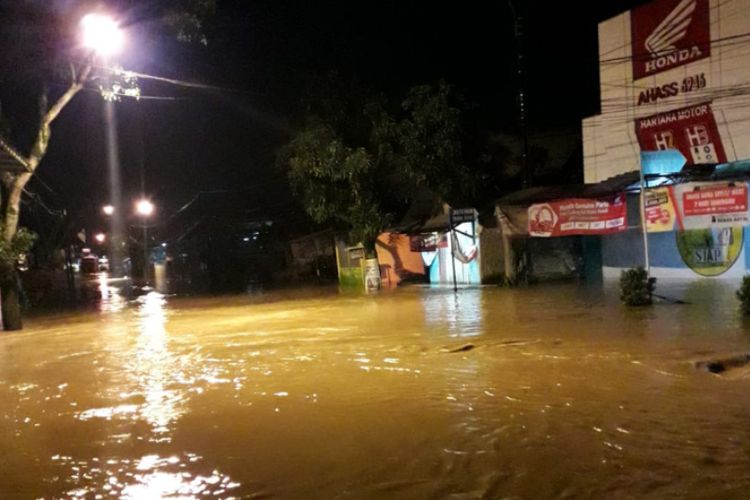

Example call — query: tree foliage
[279,79,472,251]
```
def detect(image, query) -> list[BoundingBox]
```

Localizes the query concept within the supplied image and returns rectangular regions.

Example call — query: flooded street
[2,281,750,499]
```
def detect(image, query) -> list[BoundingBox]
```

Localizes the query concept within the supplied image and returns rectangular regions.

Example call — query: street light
[102,204,115,216]
[80,13,124,56]
[95,233,106,243]
[136,199,155,217]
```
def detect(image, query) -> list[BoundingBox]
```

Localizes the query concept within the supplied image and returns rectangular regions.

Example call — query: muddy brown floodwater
[2,278,750,499]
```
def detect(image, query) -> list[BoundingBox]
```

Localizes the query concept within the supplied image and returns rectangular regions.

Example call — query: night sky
[7,0,642,233]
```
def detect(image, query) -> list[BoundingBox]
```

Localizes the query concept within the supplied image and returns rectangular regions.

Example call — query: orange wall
[375,232,425,287]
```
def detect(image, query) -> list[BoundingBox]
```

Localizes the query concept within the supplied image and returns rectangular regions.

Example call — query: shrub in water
[620,267,656,306]
[736,275,750,315]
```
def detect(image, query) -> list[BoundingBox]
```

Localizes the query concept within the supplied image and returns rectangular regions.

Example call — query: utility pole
[507,0,530,189]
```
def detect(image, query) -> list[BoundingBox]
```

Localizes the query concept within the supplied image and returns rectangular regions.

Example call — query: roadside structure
[576,0,750,281]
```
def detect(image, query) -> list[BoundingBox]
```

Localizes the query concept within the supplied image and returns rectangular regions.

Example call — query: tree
[279,79,472,254]
[0,1,215,330]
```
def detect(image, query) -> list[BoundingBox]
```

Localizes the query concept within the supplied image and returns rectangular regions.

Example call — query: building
[582,0,750,280]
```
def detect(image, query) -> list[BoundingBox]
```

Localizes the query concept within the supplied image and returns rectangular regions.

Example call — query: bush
[620,267,656,306]
[736,275,750,315]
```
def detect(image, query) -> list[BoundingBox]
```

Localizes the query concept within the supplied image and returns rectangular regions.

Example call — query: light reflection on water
[58,453,239,499]
[3,283,750,498]
[422,288,483,338]
[97,273,126,314]
[132,292,183,438]
[66,290,242,497]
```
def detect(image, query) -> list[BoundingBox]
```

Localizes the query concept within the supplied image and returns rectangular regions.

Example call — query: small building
[378,203,503,287]
[495,173,638,283]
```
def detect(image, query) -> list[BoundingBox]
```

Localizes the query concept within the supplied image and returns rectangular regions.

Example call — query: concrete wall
[479,226,504,284]
[375,232,426,287]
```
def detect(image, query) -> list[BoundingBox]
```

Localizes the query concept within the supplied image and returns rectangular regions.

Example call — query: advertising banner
[680,182,749,229]
[644,186,680,232]
[528,194,627,237]
[645,181,749,232]
[635,102,727,165]
[630,0,710,80]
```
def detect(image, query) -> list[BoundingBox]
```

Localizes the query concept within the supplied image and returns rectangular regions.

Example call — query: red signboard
[528,195,627,238]
[683,184,748,216]
[409,233,447,252]
[631,0,710,80]
[635,102,727,165]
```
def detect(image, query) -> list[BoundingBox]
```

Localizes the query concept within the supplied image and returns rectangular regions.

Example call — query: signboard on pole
[528,194,627,237]
[640,149,686,176]
[450,208,476,224]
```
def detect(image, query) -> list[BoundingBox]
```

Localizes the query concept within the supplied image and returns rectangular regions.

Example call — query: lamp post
[81,13,126,278]
[136,199,154,283]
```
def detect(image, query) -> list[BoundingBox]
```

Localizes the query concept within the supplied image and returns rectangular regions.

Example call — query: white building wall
[584,0,750,183]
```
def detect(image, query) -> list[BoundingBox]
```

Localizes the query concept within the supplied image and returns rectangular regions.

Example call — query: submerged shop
[601,177,750,280]
[498,174,750,282]
[495,178,634,283]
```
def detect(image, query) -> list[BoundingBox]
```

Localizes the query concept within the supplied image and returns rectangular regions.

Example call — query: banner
[645,186,680,232]
[645,181,749,232]
[528,194,627,237]
[681,182,749,229]
[635,102,727,165]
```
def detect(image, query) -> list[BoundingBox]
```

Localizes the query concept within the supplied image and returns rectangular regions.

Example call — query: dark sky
[11,0,643,232]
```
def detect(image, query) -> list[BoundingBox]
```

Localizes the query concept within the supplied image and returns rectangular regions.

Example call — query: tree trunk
[1,275,22,331]
[0,65,91,331]
[4,172,32,243]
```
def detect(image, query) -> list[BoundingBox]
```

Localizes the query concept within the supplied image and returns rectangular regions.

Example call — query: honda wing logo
[644,0,696,57]
[631,0,709,80]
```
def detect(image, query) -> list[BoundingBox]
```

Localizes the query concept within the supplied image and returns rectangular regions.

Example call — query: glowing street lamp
[135,199,154,217]
[80,13,124,56]
[102,204,115,216]
[95,233,106,243]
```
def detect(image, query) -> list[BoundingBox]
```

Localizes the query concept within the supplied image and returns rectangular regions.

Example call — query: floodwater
[2,278,750,499]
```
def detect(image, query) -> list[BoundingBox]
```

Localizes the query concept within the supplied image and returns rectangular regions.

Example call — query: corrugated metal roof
[496,170,641,206]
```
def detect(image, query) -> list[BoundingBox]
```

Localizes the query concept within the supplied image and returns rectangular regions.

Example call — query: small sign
[640,149,687,176]
[409,233,439,252]
[450,208,476,223]
[347,247,365,261]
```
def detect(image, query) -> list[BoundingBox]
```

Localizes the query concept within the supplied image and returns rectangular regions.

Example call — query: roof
[496,170,641,206]
[387,188,446,233]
